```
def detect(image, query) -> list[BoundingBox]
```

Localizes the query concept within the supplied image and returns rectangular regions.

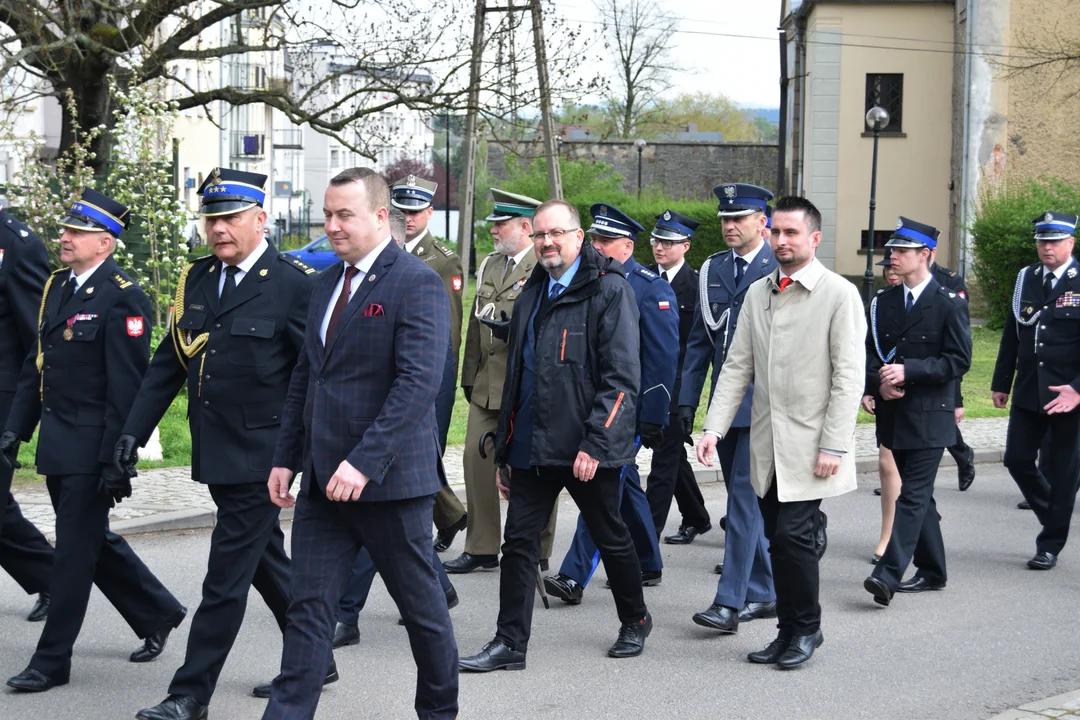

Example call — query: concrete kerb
[988,687,1080,718]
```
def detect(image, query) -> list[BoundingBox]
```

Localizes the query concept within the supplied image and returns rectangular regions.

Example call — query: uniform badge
[126,316,144,337]
[958,290,967,299]
[62,327,74,341]
[85,286,94,294]
[1069,268,1077,279]
[417,246,425,255]
[19,229,27,237]
[1046,212,1055,223]
[723,186,736,199]
[896,218,904,230]
[259,268,268,276]
[663,211,671,221]
[516,278,527,290]
[0,249,4,268]
[711,303,720,314]
[452,275,463,292]
[209,264,216,273]
[407,174,416,186]
[949,292,956,298]
[368,274,376,282]
[761,257,768,264]
[1023,306,1034,315]
[658,300,671,310]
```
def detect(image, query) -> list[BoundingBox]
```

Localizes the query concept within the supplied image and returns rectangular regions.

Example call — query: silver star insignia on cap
[1046,212,1054,223]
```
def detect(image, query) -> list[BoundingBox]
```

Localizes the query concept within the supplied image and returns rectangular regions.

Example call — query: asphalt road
[1,463,1077,720]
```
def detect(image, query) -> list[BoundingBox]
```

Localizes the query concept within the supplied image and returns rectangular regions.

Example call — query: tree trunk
[55,59,115,176]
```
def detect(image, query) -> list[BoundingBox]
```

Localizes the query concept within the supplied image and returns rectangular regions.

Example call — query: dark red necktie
[779,277,794,292]
[325,266,360,343]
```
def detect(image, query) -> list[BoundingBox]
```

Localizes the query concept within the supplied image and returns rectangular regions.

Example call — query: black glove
[478,310,511,342]
[678,406,696,441]
[98,464,133,506]
[114,434,140,478]
[0,430,20,469]
[638,422,663,449]
[462,386,473,404]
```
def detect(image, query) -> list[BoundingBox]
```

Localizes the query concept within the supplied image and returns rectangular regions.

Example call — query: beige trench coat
[703,258,867,502]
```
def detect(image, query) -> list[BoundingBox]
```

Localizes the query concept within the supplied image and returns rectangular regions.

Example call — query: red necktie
[326,266,360,343]
[778,277,794,292]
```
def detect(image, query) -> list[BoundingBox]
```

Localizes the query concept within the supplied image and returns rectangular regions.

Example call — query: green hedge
[971,177,1080,329]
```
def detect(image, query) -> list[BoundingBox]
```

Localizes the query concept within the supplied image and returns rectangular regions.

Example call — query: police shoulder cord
[171,261,218,395]
[869,295,896,364]
[699,255,732,352]
[34,270,64,399]
[1011,266,1044,349]
[473,253,497,321]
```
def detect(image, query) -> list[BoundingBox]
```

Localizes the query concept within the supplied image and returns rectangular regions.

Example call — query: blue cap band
[892,225,937,249]
[202,182,266,206]
[68,201,124,236]
[1037,221,1075,235]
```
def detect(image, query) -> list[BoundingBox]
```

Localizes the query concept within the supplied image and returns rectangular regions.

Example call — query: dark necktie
[905,291,915,313]
[503,257,515,282]
[735,257,747,285]
[60,278,78,306]
[326,266,360,343]
[661,270,669,282]
[778,276,793,292]
[219,265,240,305]
[549,283,565,300]
[1044,272,1055,299]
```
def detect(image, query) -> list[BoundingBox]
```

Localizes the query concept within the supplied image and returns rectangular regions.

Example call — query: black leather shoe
[692,604,739,633]
[608,613,652,658]
[738,600,777,622]
[459,640,526,672]
[442,551,498,574]
[713,563,723,575]
[544,573,583,605]
[873,487,882,496]
[27,593,49,622]
[1028,551,1058,570]
[433,514,467,553]
[957,446,976,491]
[897,575,946,593]
[131,606,187,663]
[136,695,209,720]
[815,511,828,560]
[6,667,67,692]
[863,576,893,607]
[663,523,712,545]
[1018,499,1032,510]
[776,630,823,669]
[253,660,338,698]
[719,515,727,531]
[332,622,359,648]
[747,634,793,664]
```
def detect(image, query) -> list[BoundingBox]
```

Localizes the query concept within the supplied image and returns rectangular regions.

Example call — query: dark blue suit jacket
[273,240,451,501]
[622,256,678,428]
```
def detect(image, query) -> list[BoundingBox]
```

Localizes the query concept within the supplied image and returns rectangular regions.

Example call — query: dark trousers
[645,418,710,536]
[1004,406,1080,555]
[496,465,646,653]
[169,482,291,705]
[337,543,453,626]
[873,448,947,589]
[758,480,822,636]
[946,425,973,468]
[0,488,53,595]
[30,474,182,680]
[264,488,457,720]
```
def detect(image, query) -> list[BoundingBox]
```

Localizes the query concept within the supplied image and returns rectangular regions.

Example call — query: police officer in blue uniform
[681,183,779,633]
[544,203,677,604]
[862,217,971,606]
[992,211,1080,570]
[0,197,54,622]
[0,189,186,693]
[643,211,712,542]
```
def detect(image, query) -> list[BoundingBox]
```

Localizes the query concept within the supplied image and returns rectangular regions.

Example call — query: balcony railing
[228,63,267,91]
[273,128,303,150]
[230,131,265,160]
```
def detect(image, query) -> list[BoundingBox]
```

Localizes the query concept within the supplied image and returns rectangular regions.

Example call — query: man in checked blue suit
[680,183,780,634]
[544,203,677,604]
[263,168,458,720]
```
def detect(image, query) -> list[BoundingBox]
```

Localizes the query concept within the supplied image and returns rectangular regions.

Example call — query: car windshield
[310,236,332,252]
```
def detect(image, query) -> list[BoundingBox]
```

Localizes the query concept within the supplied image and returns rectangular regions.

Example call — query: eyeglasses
[529,228,580,242]
[649,238,688,249]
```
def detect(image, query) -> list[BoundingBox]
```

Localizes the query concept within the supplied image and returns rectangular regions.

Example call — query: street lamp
[862,105,890,305]
[634,138,646,199]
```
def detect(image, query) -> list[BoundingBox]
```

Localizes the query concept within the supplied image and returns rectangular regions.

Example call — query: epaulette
[950,269,958,277]
[433,239,456,258]
[281,254,316,275]
[3,214,34,242]
[50,267,66,276]
[707,249,730,260]
[938,286,964,301]
[878,283,901,295]
[111,272,134,289]
[634,266,660,282]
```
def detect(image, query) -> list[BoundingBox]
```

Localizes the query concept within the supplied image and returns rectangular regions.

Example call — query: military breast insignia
[62,327,74,341]
[85,286,94,295]
[1069,268,1077,279]
[417,246,425,255]
[1056,292,1080,308]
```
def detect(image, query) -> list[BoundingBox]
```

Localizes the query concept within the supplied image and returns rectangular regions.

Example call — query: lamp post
[862,106,890,305]
[634,138,646,199]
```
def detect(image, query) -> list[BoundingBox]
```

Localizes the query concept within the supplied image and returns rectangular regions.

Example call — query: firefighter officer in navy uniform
[642,210,712,542]
[390,175,468,552]
[679,183,778,633]
[862,217,972,607]
[0,196,55,622]
[544,203,676,604]
[992,211,1080,570]
[0,188,186,693]
[112,169,319,720]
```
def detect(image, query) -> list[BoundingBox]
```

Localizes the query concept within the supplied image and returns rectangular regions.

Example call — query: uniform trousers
[644,415,710,537]
[431,351,466,532]
[872,447,947,589]
[30,474,183,681]
[758,480,822,636]
[336,543,452,626]
[1004,406,1080,555]
[497,465,646,653]
[1,490,53,596]
[461,401,557,558]
[168,481,291,705]
[947,426,973,468]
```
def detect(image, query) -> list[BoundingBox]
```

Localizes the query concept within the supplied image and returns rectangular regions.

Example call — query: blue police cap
[391,175,438,211]
[651,209,699,242]
[59,188,129,237]
[587,203,644,239]
[712,183,774,217]
[885,216,939,250]
[765,205,773,229]
[1033,211,1078,241]
[198,167,267,217]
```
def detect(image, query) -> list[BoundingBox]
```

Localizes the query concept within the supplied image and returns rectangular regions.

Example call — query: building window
[860,229,892,251]
[864,73,903,132]
[330,149,339,168]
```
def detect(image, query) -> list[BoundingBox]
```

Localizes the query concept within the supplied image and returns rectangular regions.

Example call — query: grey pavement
[1,461,1078,719]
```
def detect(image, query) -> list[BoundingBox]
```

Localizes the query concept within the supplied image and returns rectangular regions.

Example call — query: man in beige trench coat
[697,195,865,670]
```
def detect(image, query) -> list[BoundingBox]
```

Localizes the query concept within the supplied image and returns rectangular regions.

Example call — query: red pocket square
[361,303,385,317]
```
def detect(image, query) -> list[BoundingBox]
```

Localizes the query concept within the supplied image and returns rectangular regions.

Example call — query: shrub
[970,176,1080,329]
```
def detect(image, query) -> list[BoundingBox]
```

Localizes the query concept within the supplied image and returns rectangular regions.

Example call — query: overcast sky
[552,0,784,108]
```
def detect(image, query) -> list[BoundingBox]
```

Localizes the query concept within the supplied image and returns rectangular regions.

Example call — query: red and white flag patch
[658,300,671,310]
[451,275,463,292]
[126,316,145,337]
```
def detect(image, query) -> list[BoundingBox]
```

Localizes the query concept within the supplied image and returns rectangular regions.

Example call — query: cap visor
[391,198,432,211]
[884,237,927,249]
[716,207,759,218]
[200,201,259,217]
[1035,232,1072,241]
[58,215,106,232]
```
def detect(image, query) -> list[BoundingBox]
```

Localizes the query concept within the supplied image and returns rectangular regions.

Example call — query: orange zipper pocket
[604,392,625,428]
[560,328,567,361]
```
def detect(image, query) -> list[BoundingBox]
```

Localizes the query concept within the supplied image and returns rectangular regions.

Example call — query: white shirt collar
[233,239,268,274]
[405,228,428,254]
[1048,258,1073,282]
[660,259,685,281]
[903,273,934,304]
[70,258,108,288]
[509,243,533,268]
[734,240,765,267]
[779,262,809,283]
[353,235,394,275]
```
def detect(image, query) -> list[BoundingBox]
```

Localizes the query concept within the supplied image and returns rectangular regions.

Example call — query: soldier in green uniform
[389,176,468,551]
[444,189,557,574]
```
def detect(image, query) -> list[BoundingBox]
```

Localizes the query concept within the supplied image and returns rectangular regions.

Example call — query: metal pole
[637,148,643,199]
[863,128,881,305]
[456,0,486,281]
[530,0,563,200]
[444,112,451,245]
